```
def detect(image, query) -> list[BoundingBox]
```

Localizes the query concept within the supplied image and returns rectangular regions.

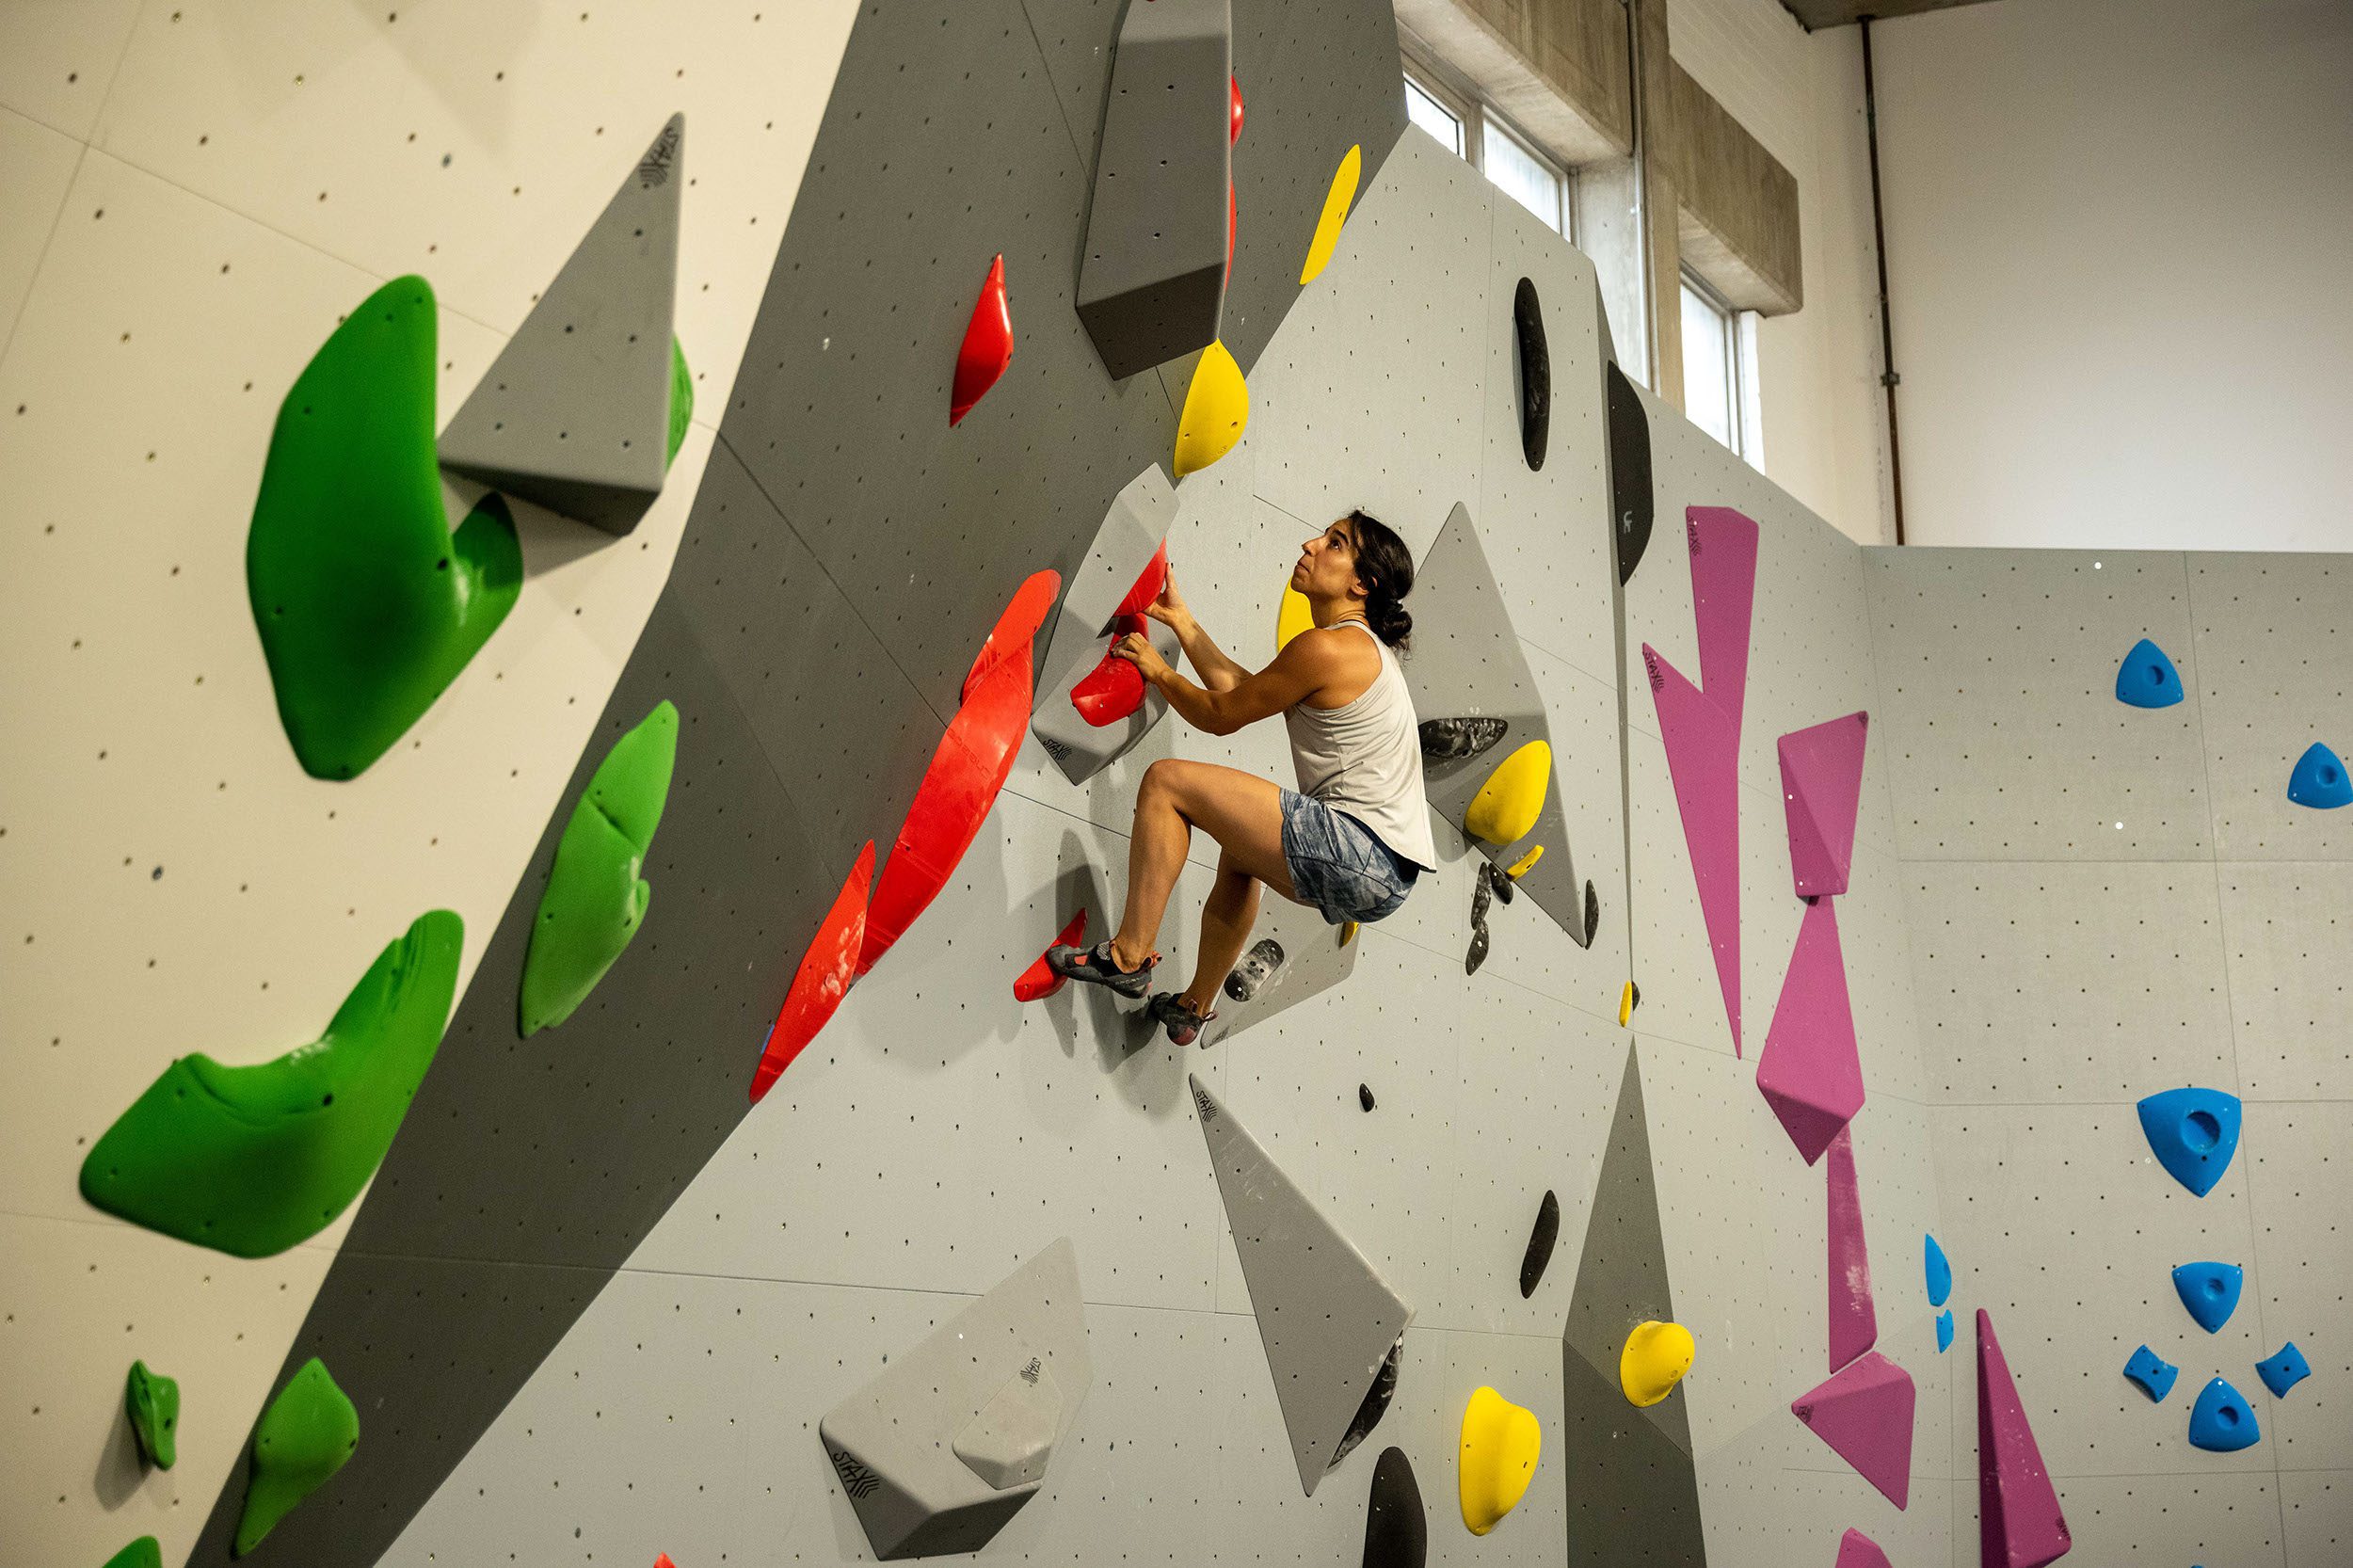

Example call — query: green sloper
[79,911,464,1257]
[667,337,693,465]
[247,275,521,780]
[124,1359,180,1469]
[518,700,680,1035]
[103,1538,163,1568]
[234,1358,359,1558]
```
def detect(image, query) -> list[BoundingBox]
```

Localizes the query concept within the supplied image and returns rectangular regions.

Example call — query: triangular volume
[1825,1126,1879,1373]
[438,114,685,536]
[1977,1309,2072,1568]
[1031,465,1180,783]
[1835,1528,1894,1568]
[1190,1075,1413,1495]
[2113,638,2184,709]
[1790,1350,1914,1509]
[2170,1260,2243,1334]
[818,1240,1092,1560]
[1683,506,1760,729]
[1644,646,1742,1053]
[2134,1086,2241,1197]
[2287,742,2352,808]
[1756,898,1865,1163]
[1778,712,1868,900]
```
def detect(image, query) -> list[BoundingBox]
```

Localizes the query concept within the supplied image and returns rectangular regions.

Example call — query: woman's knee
[1138,757,1190,808]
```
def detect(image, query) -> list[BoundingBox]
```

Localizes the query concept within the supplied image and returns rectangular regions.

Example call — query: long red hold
[751,840,873,1103]
[962,568,1060,704]
[949,253,1013,426]
[1014,908,1089,1001]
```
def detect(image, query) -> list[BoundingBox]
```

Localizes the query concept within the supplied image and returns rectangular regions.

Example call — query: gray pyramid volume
[1190,1075,1413,1495]
[818,1238,1093,1560]
[1031,463,1181,782]
[438,113,686,535]
[1075,0,1232,378]
[1402,503,1595,947]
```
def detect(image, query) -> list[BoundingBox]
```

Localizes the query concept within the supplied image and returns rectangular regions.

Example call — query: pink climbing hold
[1684,505,1760,728]
[1645,644,1743,1055]
[1977,1309,2072,1568]
[1780,712,1869,901]
[1756,897,1865,1164]
[1791,1349,1915,1510]
[1833,1528,1893,1568]
[1825,1124,1879,1373]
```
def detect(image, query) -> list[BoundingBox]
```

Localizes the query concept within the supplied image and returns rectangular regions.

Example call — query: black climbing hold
[1605,361,1653,585]
[1359,1083,1375,1112]
[1581,879,1600,946]
[1332,1338,1401,1468]
[1512,278,1549,472]
[1361,1446,1426,1568]
[1485,860,1513,906]
[1418,715,1509,771]
[1518,1189,1560,1299]
[1465,867,1494,976]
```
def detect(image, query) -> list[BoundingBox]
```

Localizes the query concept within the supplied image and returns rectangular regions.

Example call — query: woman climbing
[1048,510,1438,1045]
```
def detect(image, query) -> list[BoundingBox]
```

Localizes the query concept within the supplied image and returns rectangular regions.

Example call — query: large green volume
[79,910,464,1257]
[124,1359,180,1469]
[234,1358,359,1557]
[247,275,521,779]
[519,700,679,1035]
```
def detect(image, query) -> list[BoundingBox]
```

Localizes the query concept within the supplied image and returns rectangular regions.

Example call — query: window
[1679,271,1748,458]
[1401,59,1568,239]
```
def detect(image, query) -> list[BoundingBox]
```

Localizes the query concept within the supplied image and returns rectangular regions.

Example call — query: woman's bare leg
[1181,854,1263,1014]
[1109,759,1293,972]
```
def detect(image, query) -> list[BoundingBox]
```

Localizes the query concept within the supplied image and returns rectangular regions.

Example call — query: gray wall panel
[2243,1101,2352,1472]
[2219,861,2353,1100]
[2189,552,2353,860]
[2283,1469,2353,1568]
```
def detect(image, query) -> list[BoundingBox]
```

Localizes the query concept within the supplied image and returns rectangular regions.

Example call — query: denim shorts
[1279,789,1419,925]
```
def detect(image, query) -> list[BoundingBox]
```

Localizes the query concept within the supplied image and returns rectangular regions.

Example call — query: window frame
[1679,266,1751,460]
[1401,52,1572,241]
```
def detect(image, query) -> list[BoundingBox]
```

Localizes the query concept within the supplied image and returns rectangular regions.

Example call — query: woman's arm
[1145,569,1251,693]
[1116,625,1350,737]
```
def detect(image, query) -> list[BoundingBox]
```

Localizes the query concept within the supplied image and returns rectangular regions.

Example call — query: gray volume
[1075,0,1232,378]
[438,113,686,535]
[1032,463,1182,781]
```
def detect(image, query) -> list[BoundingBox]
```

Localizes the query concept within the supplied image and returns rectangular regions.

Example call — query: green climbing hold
[667,337,693,465]
[519,700,680,1035]
[247,275,521,780]
[79,910,464,1257]
[102,1538,163,1568]
[124,1359,179,1470]
[234,1357,359,1558]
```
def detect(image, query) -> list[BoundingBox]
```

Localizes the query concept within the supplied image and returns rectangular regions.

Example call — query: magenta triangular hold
[1791,1350,1914,1509]
[1685,505,1759,729]
[1977,1309,2072,1568]
[1780,712,1869,900]
[1825,1125,1879,1373]
[1835,1528,1894,1568]
[1644,645,1742,1055]
[1757,898,1865,1163]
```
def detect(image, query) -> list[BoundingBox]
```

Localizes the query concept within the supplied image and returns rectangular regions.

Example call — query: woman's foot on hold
[1046,939,1156,1000]
[1149,991,1218,1047]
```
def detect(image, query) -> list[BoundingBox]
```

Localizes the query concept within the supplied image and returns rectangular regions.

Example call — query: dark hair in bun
[1345,509,1415,649]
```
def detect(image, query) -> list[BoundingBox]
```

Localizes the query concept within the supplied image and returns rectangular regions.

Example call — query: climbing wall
[1866,548,2353,1568]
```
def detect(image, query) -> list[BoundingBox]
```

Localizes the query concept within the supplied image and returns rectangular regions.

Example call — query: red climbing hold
[1114,540,1171,621]
[1015,908,1090,1001]
[1070,615,1150,727]
[750,840,873,1103]
[857,574,1057,977]
[654,1557,680,1568]
[962,568,1061,703]
[949,253,1013,426]
[1230,74,1244,144]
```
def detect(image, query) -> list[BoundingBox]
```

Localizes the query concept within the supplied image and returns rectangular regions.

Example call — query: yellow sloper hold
[1174,340,1248,477]
[1620,1320,1696,1408]
[1503,843,1544,880]
[1464,740,1551,847]
[1619,979,1638,1027]
[1275,584,1314,652]
[1458,1384,1541,1536]
[1300,143,1362,285]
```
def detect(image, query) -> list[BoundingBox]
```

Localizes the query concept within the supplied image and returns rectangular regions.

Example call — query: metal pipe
[1861,15,1907,545]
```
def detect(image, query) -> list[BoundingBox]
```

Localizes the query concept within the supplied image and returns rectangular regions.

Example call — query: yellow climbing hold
[1465,741,1551,846]
[1503,843,1545,880]
[1619,979,1639,1027]
[1174,340,1249,477]
[1301,144,1361,285]
[1339,920,1360,946]
[1620,1320,1696,1408]
[1275,584,1315,652]
[1458,1384,1541,1536]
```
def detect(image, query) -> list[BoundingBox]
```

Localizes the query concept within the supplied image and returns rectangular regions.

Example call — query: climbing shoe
[1149,991,1218,1047]
[1046,939,1156,1000]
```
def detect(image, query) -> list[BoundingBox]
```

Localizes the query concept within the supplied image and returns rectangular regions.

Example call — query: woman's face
[1292,518,1366,601]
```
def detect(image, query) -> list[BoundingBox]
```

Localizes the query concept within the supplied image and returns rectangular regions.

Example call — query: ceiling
[1778,0,2004,30]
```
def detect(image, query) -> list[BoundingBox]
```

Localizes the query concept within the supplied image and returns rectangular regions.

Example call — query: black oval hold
[1331,1337,1401,1468]
[1513,277,1549,472]
[1418,715,1508,776]
[1519,1188,1561,1298]
[1359,1082,1376,1112]
[1362,1446,1427,1568]
[1581,879,1601,947]
[1606,360,1653,584]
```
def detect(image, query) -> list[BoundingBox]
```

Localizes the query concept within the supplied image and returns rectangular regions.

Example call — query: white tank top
[1283,622,1438,871]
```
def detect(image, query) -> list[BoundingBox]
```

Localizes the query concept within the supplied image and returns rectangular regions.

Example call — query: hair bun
[1367,598,1413,647]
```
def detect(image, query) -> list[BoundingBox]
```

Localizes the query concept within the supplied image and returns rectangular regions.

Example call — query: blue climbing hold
[2122,1344,2179,1402]
[2136,1086,2242,1197]
[1924,1233,1952,1307]
[1934,1310,1954,1352]
[2288,742,2352,808]
[2172,1261,2244,1334]
[2115,638,2184,709]
[2256,1342,2310,1399]
[2186,1377,2261,1452]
